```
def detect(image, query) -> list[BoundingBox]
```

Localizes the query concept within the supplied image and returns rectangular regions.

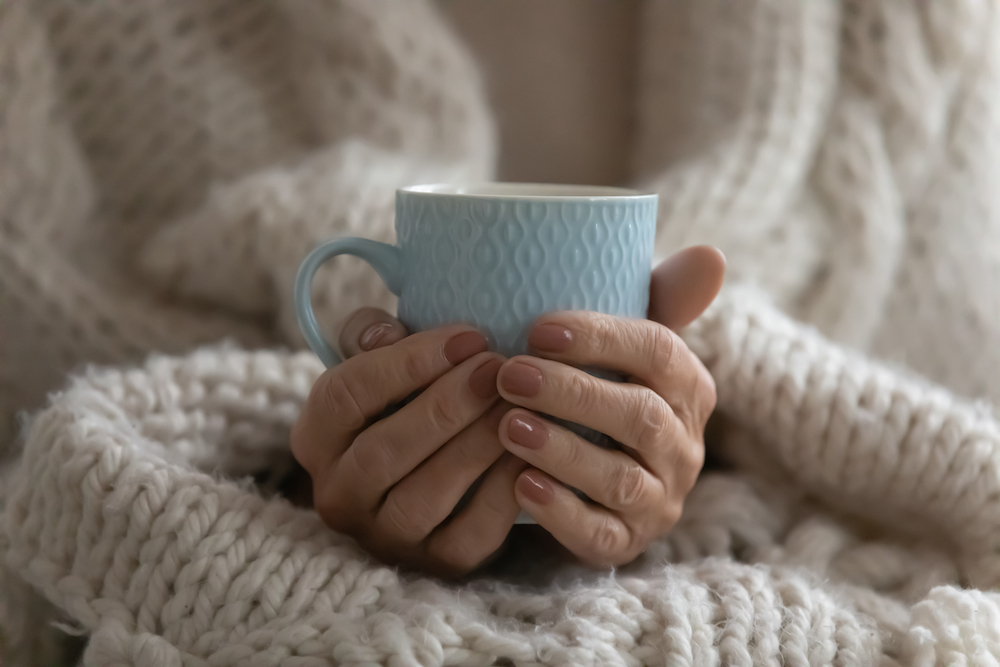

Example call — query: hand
[290,308,525,577]
[495,246,725,567]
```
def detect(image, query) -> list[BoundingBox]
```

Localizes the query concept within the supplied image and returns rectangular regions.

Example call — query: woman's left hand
[496,246,725,567]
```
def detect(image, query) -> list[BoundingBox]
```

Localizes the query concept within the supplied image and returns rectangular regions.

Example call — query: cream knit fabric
[3,0,1000,664]
[633,0,1000,399]
[5,0,1000,443]
[0,0,494,444]
[4,286,1000,666]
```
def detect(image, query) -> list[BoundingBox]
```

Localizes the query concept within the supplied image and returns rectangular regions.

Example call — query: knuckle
[587,516,625,565]
[607,461,648,510]
[380,492,435,542]
[565,371,596,415]
[424,390,466,434]
[677,439,706,492]
[315,370,367,432]
[560,434,589,474]
[399,345,434,387]
[631,390,673,451]
[350,431,397,490]
[647,324,678,372]
[591,315,622,358]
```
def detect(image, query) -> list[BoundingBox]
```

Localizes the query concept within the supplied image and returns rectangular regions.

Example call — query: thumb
[648,246,726,331]
[337,307,408,358]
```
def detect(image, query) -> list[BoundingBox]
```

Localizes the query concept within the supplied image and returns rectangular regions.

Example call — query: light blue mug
[295,183,658,366]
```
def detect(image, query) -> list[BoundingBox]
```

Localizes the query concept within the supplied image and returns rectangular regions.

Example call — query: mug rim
[399,182,656,200]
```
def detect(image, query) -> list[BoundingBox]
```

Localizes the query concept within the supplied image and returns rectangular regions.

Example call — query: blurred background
[440,0,639,186]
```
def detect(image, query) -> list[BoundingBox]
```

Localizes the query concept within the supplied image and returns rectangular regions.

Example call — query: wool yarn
[632,0,1000,402]
[0,0,494,444]
[3,285,1000,666]
[5,0,1000,444]
[4,0,1000,663]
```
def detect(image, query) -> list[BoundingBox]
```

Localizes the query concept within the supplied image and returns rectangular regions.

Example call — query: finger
[513,468,640,567]
[648,245,726,330]
[374,400,509,544]
[525,313,715,422]
[498,408,664,514]
[426,453,527,576]
[333,352,504,511]
[291,325,488,474]
[497,355,692,471]
[338,307,408,359]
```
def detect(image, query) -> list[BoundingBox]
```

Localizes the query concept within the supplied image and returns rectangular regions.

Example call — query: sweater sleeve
[137,0,496,345]
[633,0,1000,372]
[632,0,839,317]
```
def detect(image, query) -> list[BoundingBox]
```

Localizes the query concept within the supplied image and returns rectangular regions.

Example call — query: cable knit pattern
[634,0,1000,398]
[3,0,1000,664]
[3,287,1000,665]
[6,0,1000,444]
[684,286,1000,569]
[0,0,494,443]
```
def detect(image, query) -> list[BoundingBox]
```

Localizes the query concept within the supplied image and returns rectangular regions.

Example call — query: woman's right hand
[290,308,526,577]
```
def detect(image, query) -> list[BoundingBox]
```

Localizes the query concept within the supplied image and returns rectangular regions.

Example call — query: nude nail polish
[359,322,395,351]
[508,414,546,449]
[499,361,543,397]
[528,323,572,353]
[518,471,554,505]
[443,331,488,365]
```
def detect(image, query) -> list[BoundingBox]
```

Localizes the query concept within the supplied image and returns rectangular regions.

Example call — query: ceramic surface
[295,183,658,367]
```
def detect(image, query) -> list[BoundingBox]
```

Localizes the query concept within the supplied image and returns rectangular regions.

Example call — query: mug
[295,182,658,524]
[295,183,658,365]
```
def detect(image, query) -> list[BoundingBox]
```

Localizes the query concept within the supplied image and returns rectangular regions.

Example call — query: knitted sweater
[0,0,494,444]
[2,0,1000,664]
[4,0,1000,442]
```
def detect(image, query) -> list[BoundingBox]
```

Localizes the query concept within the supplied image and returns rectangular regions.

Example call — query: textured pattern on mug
[396,194,658,356]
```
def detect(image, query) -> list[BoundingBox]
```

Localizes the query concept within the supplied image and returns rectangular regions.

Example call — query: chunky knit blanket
[4,0,1000,664]
[4,285,1000,666]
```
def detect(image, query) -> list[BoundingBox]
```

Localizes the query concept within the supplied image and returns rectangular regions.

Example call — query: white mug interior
[400,182,649,199]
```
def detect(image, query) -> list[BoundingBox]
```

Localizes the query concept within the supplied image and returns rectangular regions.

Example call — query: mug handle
[294,237,404,367]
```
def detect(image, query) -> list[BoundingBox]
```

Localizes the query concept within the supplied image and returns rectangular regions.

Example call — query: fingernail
[468,357,502,400]
[528,323,573,353]
[518,471,553,505]
[444,331,489,365]
[499,361,543,397]
[507,414,546,449]
[359,322,396,351]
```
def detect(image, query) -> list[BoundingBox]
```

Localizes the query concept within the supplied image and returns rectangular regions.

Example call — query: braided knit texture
[0,0,494,443]
[3,0,1000,663]
[3,285,1000,666]
[5,0,1000,445]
